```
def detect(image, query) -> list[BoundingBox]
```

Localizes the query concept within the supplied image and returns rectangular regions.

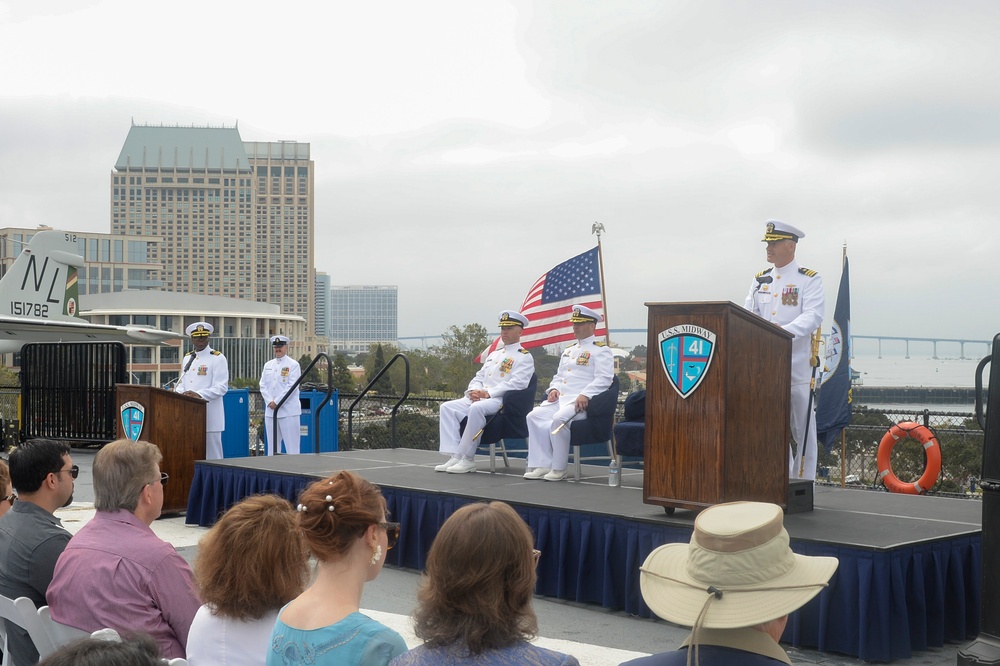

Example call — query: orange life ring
[876,421,942,494]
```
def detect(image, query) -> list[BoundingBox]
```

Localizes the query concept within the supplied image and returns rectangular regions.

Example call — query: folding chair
[0,594,56,665]
[568,375,620,480]
[613,389,646,469]
[36,606,91,653]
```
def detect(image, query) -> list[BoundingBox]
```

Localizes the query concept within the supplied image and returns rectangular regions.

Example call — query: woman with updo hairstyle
[390,502,579,665]
[187,494,308,665]
[268,470,407,666]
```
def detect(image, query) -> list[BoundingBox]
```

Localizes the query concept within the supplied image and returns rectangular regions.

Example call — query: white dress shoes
[434,457,460,472]
[523,468,550,480]
[543,469,568,482]
[446,459,478,474]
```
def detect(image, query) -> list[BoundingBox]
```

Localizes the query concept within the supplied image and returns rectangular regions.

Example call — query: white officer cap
[270,335,290,346]
[762,219,805,243]
[569,304,603,323]
[185,321,214,337]
[498,310,529,328]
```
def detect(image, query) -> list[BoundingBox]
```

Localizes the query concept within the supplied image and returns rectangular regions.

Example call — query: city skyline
[2,1,998,341]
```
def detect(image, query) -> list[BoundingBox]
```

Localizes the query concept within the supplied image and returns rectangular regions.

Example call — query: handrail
[271,353,333,454]
[347,353,410,450]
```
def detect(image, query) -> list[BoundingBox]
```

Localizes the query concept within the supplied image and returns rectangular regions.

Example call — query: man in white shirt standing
[176,321,230,460]
[259,335,302,455]
[436,310,535,474]
[744,220,824,480]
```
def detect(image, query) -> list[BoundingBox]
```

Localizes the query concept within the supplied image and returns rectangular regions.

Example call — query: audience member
[187,494,308,665]
[47,439,200,659]
[38,633,162,666]
[268,471,407,665]
[390,501,579,665]
[620,502,839,666]
[0,439,74,664]
[0,459,14,518]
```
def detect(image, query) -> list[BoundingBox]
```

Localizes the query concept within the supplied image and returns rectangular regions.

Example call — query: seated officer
[524,305,613,481]
[436,310,535,474]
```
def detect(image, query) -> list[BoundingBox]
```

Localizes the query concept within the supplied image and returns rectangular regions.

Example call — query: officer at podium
[744,220,824,480]
[176,321,229,460]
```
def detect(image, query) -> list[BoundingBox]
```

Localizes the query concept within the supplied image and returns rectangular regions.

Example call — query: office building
[329,285,398,353]
[315,271,331,340]
[111,124,317,347]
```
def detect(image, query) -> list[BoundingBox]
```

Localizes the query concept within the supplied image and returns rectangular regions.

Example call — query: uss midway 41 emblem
[658,325,717,399]
[120,401,146,441]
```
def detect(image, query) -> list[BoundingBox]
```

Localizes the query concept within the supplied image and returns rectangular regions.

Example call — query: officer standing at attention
[176,322,230,460]
[436,310,535,474]
[524,305,613,482]
[259,334,302,455]
[744,220,824,480]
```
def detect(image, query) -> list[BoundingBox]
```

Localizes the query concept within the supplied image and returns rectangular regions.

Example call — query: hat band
[191,332,210,337]
[685,531,797,587]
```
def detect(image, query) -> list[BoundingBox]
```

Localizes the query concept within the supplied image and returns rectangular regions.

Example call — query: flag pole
[593,222,610,344]
[840,241,848,488]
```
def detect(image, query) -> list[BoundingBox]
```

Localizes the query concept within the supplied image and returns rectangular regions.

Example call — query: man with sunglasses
[0,439,75,664]
[48,439,200,660]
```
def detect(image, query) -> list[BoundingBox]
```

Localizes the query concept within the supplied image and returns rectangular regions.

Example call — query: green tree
[618,370,633,393]
[368,344,395,394]
[331,354,356,393]
[298,354,323,383]
[631,344,647,358]
[528,347,560,391]
[436,324,489,396]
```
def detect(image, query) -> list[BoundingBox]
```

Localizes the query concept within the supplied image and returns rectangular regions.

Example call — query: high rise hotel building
[111,124,317,347]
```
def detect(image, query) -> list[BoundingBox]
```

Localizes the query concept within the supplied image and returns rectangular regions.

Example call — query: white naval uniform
[526,336,614,472]
[176,346,230,460]
[744,258,824,480]
[439,343,535,461]
[260,355,302,455]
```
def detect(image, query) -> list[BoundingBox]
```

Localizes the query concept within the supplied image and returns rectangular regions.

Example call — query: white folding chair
[36,606,91,653]
[167,659,189,665]
[0,594,57,665]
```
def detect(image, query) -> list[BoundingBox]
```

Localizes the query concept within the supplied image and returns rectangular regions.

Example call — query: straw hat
[639,502,838,629]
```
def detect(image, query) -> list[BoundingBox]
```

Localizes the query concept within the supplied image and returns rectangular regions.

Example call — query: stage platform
[186,448,982,662]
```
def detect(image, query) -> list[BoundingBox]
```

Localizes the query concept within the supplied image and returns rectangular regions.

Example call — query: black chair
[459,374,538,473]
[568,375,620,480]
[614,389,646,468]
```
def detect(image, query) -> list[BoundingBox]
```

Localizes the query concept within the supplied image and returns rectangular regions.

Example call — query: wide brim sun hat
[639,501,838,629]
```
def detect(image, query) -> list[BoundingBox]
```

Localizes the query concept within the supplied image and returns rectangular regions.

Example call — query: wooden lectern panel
[116,385,206,513]
[644,302,791,511]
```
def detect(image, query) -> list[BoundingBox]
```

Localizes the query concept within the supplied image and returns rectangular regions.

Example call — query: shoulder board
[518,348,530,354]
[798,267,818,277]
[211,350,222,356]
[594,341,608,347]
[186,350,196,356]
[755,268,773,278]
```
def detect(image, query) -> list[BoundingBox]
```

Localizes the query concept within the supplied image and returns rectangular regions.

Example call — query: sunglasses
[51,465,79,480]
[378,521,400,550]
[3,494,15,506]
[148,472,169,487]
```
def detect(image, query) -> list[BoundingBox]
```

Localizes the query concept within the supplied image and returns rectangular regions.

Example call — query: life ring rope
[876,421,942,495]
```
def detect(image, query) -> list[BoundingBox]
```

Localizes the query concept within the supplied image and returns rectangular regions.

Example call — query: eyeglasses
[532,549,542,565]
[51,465,79,480]
[3,494,15,506]
[148,472,169,487]
[378,521,400,550]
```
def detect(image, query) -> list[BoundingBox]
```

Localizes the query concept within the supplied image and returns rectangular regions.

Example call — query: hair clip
[328,505,335,512]
[296,503,307,512]
[326,495,333,501]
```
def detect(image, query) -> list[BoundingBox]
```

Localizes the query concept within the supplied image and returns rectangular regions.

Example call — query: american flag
[478,247,605,360]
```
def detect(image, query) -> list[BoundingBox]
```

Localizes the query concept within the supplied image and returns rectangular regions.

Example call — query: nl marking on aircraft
[0,230,180,353]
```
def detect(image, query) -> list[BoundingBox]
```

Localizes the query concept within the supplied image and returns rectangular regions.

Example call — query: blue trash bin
[221,389,250,458]
[263,390,339,454]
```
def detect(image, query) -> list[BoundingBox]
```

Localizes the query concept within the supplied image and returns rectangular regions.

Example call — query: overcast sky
[2,0,998,351]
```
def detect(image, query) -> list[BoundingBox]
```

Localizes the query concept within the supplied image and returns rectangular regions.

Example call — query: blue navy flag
[816,255,851,451]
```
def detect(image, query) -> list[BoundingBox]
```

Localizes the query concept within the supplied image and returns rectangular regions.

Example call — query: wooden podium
[644,302,792,511]
[116,385,206,513]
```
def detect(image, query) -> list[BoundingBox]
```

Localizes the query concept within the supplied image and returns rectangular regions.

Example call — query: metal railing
[346,354,410,450]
